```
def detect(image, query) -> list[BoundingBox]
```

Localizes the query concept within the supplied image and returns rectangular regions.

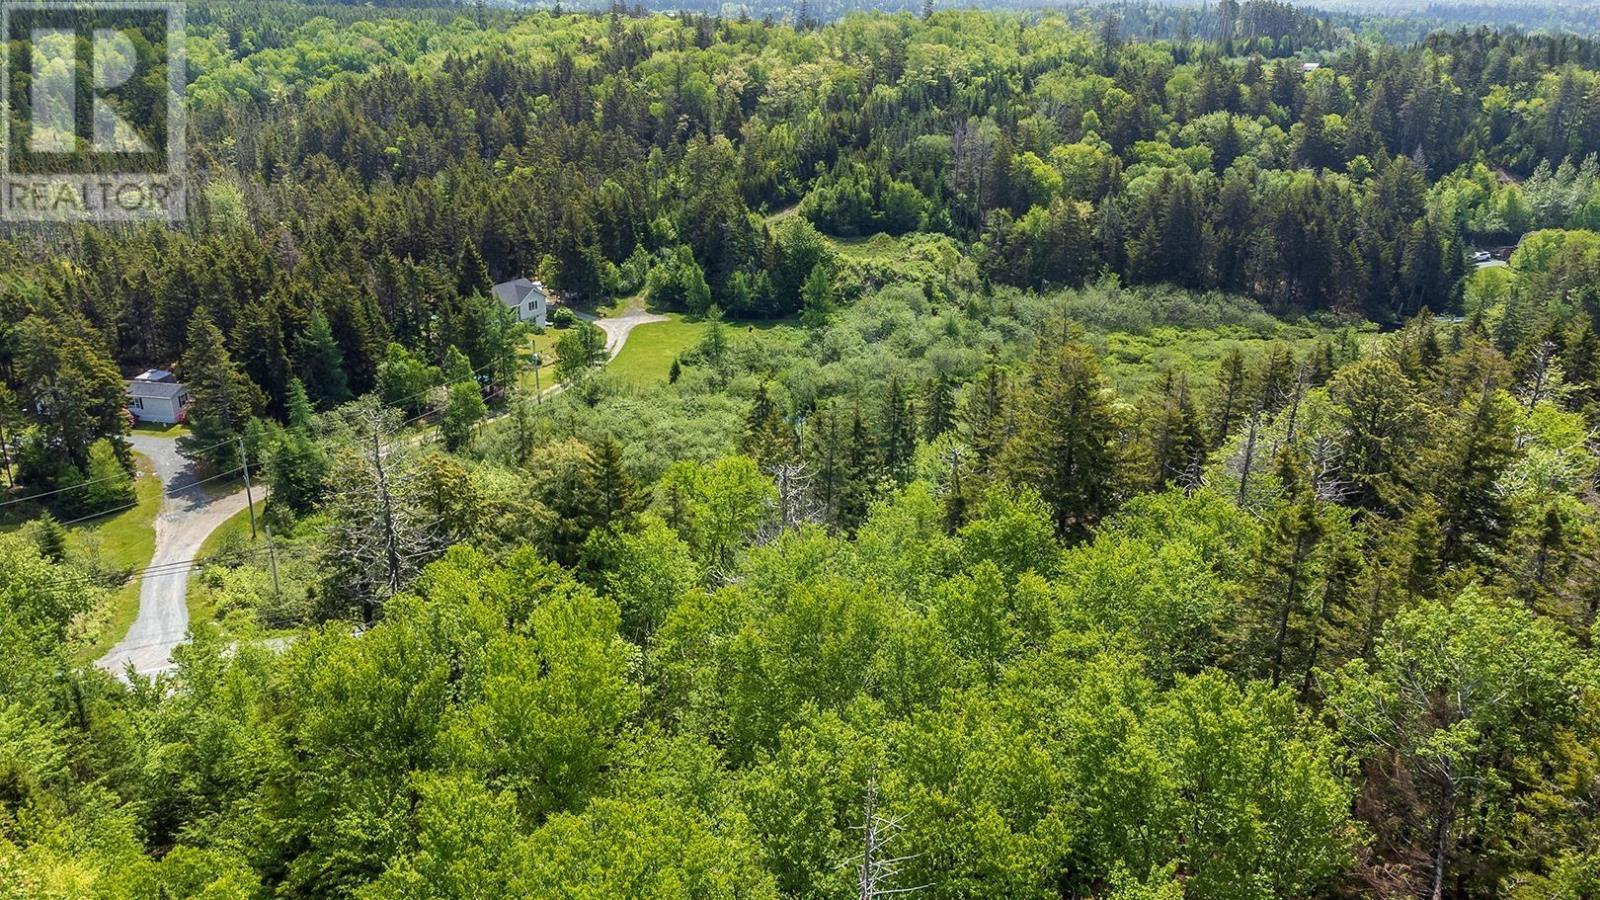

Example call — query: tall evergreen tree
[879,378,917,484]
[959,366,1010,474]
[1427,380,1517,568]
[999,337,1125,543]
[294,308,352,409]
[922,375,956,441]
[178,309,266,470]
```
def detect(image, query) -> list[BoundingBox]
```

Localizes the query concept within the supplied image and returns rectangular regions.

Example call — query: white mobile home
[127,369,190,425]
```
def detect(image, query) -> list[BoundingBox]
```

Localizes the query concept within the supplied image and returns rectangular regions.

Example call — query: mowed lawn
[73,456,164,661]
[606,317,707,386]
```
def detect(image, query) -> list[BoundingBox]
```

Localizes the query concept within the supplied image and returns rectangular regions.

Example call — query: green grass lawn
[132,420,190,438]
[607,317,708,386]
[516,329,563,394]
[72,457,163,661]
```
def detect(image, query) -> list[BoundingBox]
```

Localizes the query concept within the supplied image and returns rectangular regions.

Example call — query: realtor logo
[1,1,184,222]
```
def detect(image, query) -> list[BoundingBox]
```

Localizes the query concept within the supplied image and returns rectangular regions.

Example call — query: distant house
[127,369,189,425]
[492,277,549,327]
[1301,62,1322,73]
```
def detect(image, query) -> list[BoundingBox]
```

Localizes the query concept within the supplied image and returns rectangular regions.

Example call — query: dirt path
[96,435,257,679]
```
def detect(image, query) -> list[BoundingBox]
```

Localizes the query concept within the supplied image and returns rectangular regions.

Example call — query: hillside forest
[5,2,1600,898]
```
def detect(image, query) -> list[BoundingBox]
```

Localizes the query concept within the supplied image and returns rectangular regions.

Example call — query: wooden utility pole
[238,439,257,540]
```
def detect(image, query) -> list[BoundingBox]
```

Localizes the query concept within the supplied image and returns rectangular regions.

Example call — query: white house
[127,369,190,425]
[492,277,549,327]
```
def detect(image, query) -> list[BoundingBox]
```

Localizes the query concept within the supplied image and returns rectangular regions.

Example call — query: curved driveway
[97,312,656,677]
[96,435,256,678]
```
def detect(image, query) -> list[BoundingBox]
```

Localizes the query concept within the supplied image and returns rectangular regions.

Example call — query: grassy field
[607,317,708,386]
[187,498,268,626]
[72,458,164,661]
[516,328,563,394]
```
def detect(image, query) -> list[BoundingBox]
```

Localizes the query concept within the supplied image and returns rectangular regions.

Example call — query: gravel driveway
[96,435,257,679]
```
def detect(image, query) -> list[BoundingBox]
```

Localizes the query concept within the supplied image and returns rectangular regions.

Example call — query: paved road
[96,435,257,679]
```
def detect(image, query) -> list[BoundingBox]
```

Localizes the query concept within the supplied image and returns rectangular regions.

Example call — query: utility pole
[238,438,258,540]
[532,352,543,402]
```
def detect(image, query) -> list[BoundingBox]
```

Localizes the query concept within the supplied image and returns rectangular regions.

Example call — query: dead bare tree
[757,459,824,546]
[852,777,926,900]
[317,405,444,624]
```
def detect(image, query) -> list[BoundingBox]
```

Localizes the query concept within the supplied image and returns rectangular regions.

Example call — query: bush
[553,307,578,329]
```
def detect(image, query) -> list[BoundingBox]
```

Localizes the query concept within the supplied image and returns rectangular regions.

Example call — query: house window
[132,397,144,410]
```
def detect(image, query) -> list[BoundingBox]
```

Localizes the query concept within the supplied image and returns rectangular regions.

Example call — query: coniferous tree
[1145,374,1208,491]
[1209,347,1250,449]
[1427,379,1517,568]
[15,317,128,474]
[286,378,315,432]
[591,435,638,532]
[880,378,917,484]
[959,366,1009,475]
[840,405,877,534]
[178,309,265,471]
[804,402,847,529]
[999,337,1125,543]
[922,376,955,441]
[295,308,351,409]
[1255,447,1326,687]
[741,383,793,468]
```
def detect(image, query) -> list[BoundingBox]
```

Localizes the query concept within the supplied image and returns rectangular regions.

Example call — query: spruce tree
[1209,347,1249,448]
[922,376,955,441]
[179,309,265,471]
[798,263,834,330]
[294,308,351,409]
[286,378,316,432]
[1427,380,1517,568]
[1256,447,1325,687]
[804,402,847,529]
[998,337,1125,543]
[741,383,793,469]
[840,405,877,534]
[591,435,638,531]
[1146,374,1208,491]
[959,366,1009,474]
[880,378,918,484]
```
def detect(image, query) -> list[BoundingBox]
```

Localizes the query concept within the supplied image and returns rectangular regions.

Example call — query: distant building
[127,369,189,425]
[492,277,549,327]
[1301,62,1322,73]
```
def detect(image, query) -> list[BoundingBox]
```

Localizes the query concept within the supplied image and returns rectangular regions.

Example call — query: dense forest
[5,2,1600,898]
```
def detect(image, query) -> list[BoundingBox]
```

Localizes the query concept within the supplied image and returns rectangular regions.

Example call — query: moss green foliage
[4,5,1600,898]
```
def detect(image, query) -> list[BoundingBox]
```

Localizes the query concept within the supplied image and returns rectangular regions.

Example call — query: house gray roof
[128,380,187,401]
[492,277,547,308]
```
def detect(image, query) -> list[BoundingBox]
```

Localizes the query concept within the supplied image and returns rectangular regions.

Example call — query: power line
[50,544,313,593]
[0,432,250,510]
[41,464,254,527]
